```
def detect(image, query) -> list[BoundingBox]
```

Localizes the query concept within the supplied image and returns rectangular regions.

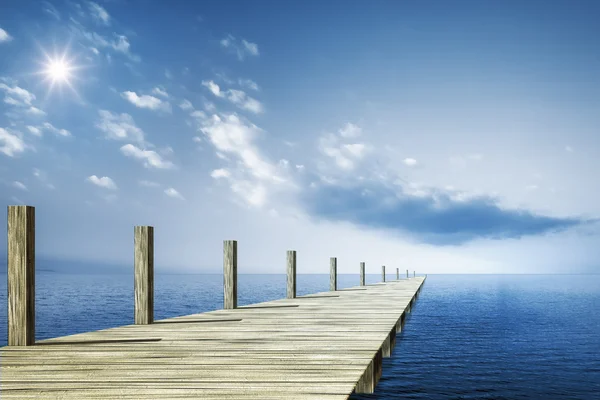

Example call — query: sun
[34,45,84,99]
[46,59,72,83]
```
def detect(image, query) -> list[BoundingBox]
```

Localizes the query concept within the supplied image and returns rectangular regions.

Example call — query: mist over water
[1,271,598,398]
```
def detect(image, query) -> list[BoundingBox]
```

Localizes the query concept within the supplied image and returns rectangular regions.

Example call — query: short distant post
[396,268,399,280]
[414,270,416,277]
[360,262,365,286]
[382,265,386,282]
[406,269,409,278]
[134,226,154,324]
[287,250,296,299]
[7,205,35,346]
[224,240,238,309]
[330,257,337,291]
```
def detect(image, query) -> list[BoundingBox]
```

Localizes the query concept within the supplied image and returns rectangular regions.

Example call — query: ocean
[1,272,599,399]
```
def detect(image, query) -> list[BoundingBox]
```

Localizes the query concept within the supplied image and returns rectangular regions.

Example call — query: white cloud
[0,28,12,43]
[190,110,206,119]
[151,87,169,98]
[121,91,171,113]
[0,127,26,157]
[86,175,117,190]
[242,40,259,56]
[202,80,223,97]
[318,124,369,171]
[403,157,418,167]
[344,143,366,158]
[200,114,278,181]
[239,79,259,91]
[164,187,184,200]
[220,34,259,60]
[71,23,140,62]
[120,144,175,169]
[202,80,264,114]
[230,180,266,207]
[338,123,362,138]
[0,83,35,107]
[179,99,194,111]
[42,122,71,137]
[88,2,110,25]
[12,181,27,191]
[43,2,61,19]
[199,114,289,208]
[226,89,263,114]
[26,107,46,116]
[139,179,160,188]
[96,110,145,143]
[27,126,42,137]
[211,168,231,179]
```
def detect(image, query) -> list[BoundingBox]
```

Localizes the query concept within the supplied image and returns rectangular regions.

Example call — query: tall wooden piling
[330,257,337,291]
[360,262,365,286]
[414,271,416,277]
[223,240,238,309]
[406,269,409,278]
[134,226,154,325]
[286,250,296,299]
[396,268,399,280]
[7,205,35,346]
[382,265,386,282]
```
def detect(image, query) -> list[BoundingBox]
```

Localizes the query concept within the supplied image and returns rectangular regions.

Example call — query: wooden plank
[7,205,35,346]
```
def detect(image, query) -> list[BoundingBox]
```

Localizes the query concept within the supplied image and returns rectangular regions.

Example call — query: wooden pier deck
[1,277,425,399]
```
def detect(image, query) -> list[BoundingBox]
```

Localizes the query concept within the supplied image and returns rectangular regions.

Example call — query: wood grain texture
[134,226,154,325]
[1,272,426,398]
[360,262,365,286]
[223,240,238,309]
[7,205,35,346]
[381,265,385,282]
[286,250,296,299]
[329,257,337,291]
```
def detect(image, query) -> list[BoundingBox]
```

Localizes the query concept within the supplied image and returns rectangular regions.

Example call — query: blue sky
[1,0,599,273]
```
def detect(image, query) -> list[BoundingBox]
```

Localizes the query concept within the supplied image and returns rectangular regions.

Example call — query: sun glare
[35,46,84,99]
[46,59,71,82]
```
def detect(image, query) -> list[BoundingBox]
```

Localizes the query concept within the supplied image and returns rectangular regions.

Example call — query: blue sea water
[1,272,599,399]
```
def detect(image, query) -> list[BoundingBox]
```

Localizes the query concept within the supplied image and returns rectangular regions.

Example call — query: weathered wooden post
[224,240,237,309]
[7,205,35,346]
[414,271,416,277]
[360,262,365,286]
[406,269,409,278]
[330,257,337,291]
[287,250,296,299]
[396,268,399,280]
[382,265,386,282]
[134,226,154,325]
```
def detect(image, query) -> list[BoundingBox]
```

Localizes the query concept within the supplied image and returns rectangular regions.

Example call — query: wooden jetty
[1,205,426,399]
